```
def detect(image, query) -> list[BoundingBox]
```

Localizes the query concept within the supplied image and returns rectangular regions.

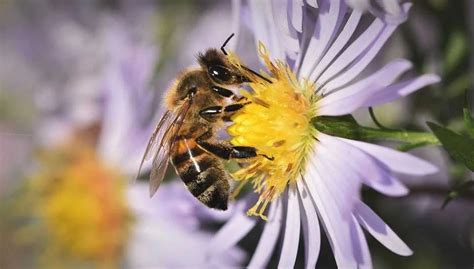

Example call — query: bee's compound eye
[209,65,232,82]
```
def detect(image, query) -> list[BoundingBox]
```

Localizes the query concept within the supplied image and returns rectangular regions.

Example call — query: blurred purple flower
[208,1,439,268]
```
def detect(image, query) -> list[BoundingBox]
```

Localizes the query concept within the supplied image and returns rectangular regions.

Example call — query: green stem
[312,115,440,150]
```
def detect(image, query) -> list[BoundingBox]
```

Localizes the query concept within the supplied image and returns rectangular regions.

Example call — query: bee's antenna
[221,33,235,55]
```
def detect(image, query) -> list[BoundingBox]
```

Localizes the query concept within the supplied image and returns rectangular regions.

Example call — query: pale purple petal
[278,185,301,268]
[305,0,318,8]
[297,180,321,269]
[317,59,412,115]
[316,84,375,116]
[248,0,284,59]
[248,199,283,269]
[273,0,300,59]
[349,215,373,268]
[304,149,357,267]
[342,138,438,175]
[315,17,385,85]
[290,0,304,32]
[354,201,413,256]
[318,132,409,197]
[309,9,362,82]
[207,202,257,257]
[230,0,242,51]
[297,0,346,80]
[361,74,440,107]
[317,4,411,90]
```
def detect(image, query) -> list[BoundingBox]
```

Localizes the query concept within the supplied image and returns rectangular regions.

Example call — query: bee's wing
[136,110,173,180]
[148,101,192,197]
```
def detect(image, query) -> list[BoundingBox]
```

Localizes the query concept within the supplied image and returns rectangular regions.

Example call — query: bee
[138,34,272,210]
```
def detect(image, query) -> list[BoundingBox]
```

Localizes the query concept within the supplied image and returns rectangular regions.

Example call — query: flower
[24,141,131,267]
[209,1,440,268]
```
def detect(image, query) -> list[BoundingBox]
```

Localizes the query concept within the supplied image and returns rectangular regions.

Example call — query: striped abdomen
[170,138,230,210]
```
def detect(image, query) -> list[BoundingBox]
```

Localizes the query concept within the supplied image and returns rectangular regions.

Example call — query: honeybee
[138,34,272,210]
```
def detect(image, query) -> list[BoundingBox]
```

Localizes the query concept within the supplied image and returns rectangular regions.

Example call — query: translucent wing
[136,110,173,180]
[148,101,192,197]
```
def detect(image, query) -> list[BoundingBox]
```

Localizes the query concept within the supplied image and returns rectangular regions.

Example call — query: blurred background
[0,0,472,268]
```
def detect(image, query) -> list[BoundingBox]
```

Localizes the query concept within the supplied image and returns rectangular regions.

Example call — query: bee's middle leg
[196,131,273,161]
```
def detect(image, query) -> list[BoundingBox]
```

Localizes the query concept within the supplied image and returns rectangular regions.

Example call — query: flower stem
[312,115,440,150]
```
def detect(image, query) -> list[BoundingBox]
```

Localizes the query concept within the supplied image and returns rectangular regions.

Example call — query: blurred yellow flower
[24,141,131,268]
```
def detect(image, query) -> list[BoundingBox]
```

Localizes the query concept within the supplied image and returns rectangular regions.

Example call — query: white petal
[278,185,301,268]
[303,150,356,267]
[354,201,413,256]
[342,138,438,175]
[248,199,283,269]
[320,133,409,196]
[297,180,321,269]
[207,202,257,257]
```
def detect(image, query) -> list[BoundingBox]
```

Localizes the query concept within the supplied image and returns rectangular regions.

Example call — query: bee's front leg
[199,102,250,122]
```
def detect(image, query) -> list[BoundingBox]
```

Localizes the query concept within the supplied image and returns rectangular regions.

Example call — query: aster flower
[209,1,439,268]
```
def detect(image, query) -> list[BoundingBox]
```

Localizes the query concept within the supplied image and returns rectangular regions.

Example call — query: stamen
[227,44,319,219]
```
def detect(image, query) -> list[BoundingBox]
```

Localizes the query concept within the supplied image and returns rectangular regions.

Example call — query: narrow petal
[298,0,346,80]
[207,202,257,257]
[320,133,409,196]
[248,0,284,59]
[342,138,438,175]
[278,185,301,268]
[309,9,363,82]
[248,199,283,269]
[305,0,318,8]
[297,180,321,269]
[361,74,440,107]
[290,0,304,32]
[315,16,385,85]
[354,201,413,256]
[319,4,411,90]
[273,0,300,58]
[304,150,357,267]
[230,0,242,51]
[350,215,373,269]
[317,59,412,115]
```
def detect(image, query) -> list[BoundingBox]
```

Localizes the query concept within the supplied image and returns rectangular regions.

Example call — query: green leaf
[427,122,474,171]
[463,108,474,139]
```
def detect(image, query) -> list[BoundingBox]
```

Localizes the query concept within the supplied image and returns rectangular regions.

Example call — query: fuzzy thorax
[228,44,318,219]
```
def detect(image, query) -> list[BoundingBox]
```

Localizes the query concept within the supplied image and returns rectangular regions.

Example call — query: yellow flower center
[228,44,319,219]
[26,142,131,266]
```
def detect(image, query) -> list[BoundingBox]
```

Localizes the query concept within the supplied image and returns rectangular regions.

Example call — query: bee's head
[198,49,250,85]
